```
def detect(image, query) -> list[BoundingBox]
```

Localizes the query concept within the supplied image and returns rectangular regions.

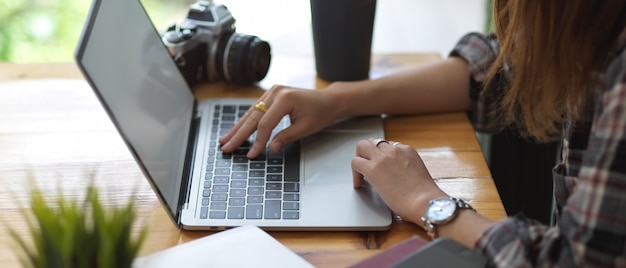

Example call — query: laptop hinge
[178,107,201,223]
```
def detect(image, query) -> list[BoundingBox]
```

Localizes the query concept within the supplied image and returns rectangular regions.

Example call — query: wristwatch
[421,197,475,239]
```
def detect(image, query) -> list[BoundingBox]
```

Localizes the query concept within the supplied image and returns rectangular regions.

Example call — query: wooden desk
[0,54,505,267]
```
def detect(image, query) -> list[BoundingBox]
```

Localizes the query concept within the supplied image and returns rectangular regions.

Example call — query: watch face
[426,198,457,223]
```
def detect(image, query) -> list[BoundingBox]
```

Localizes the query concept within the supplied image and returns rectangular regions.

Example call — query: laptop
[74,0,391,231]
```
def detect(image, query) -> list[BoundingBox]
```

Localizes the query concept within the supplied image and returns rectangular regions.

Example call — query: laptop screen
[75,0,195,219]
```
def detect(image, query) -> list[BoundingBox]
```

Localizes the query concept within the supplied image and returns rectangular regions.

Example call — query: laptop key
[249,170,265,177]
[221,115,235,121]
[211,193,227,201]
[283,193,299,201]
[210,202,227,210]
[222,105,236,114]
[202,189,211,197]
[234,148,249,155]
[231,172,247,180]
[266,191,281,199]
[247,196,264,203]
[284,183,300,192]
[283,211,299,219]
[213,176,229,184]
[283,202,299,210]
[267,174,282,181]
[233,156,248,163]
[266,183,281,191]
[268,158,283,165]
[248,179,264,186]
[200,207,208,219]
[250,162,265,169]
[230,180,246,188]
[213,185,228,192]
[214,168,230,175]
[264,200,281,219]
[220,122,235,129]
[230,189,246,197]
[216,160,231,167]
[216,152,232,159]
[209,210,226,219]
[284,142,300,182]
[232,164,248,171]
[227,207,244,219]
[267,166,283,173]
[248,187,264,195]
[246,205,263,219]
[229,198,245,206]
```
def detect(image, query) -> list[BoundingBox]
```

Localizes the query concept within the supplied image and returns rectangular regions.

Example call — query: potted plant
[9,184,146,268]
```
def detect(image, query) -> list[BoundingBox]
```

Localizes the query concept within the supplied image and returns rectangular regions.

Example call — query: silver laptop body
[75,0,391,231]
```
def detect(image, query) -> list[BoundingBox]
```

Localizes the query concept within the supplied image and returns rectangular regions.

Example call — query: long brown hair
[486,0,626,141]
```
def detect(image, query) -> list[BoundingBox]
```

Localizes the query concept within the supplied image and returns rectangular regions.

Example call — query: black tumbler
[310,0,377,82]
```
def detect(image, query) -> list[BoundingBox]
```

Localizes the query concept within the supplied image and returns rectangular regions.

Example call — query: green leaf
[8,180,146,268]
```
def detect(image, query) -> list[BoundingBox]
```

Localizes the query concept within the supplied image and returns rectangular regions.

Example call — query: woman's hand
[219,84,340,158]
[352,138,448,225]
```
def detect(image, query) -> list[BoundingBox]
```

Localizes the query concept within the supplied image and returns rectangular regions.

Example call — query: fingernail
[220,142,230,152]
[247,147,258,158]
[272,140,282,152]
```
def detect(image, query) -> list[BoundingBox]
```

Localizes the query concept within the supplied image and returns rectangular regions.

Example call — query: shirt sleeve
[449,32,505,133]
[474,45,626,267]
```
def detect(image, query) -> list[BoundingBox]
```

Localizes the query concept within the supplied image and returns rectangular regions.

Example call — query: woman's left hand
[351,138,447,225]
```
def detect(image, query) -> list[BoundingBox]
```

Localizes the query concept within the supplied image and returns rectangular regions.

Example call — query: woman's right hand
[219,84,341,158]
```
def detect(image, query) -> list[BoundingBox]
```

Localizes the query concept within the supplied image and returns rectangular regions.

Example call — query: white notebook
[132,225,313,268]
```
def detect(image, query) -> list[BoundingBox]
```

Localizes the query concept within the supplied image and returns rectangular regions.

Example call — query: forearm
[325,57,471,118]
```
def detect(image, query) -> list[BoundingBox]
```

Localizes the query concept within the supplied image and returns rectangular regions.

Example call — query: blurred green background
[1,0,489,63]
[0,0,187,63]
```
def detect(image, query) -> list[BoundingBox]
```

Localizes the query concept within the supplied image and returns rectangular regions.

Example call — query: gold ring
[392,142,401,148]
[253,101,268,113]
[373,139,388,147]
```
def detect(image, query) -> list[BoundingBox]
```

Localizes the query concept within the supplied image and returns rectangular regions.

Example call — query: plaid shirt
[451,32,626,267]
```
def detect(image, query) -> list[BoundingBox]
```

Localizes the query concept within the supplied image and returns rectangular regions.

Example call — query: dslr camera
[162,0,271,86]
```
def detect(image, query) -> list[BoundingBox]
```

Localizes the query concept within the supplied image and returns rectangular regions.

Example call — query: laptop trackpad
[299,117,391,227]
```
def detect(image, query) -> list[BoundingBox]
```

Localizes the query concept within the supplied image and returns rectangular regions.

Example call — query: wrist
[324,80,384,118]
[324,82,358,118]
[403,191,448,225]
[420,196,475,239]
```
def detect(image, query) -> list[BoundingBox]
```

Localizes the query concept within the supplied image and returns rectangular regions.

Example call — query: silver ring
[373,139,388,147]
[392,142,401,148]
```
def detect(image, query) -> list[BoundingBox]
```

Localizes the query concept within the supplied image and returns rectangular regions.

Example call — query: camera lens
[216,33,271,84]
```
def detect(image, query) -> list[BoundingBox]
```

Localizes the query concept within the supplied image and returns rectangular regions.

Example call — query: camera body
[162,0,271,87]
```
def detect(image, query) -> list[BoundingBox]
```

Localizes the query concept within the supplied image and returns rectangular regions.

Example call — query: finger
[268,118,321,153]
[220,85,285,149]
[356,139,373,160]
[351,156,369,188]
[247,101,291,158]
[356,138,383,161]
[375,139,400,154]
[219,108,263,152]
[391,141,401,147]
[219,106,256,147]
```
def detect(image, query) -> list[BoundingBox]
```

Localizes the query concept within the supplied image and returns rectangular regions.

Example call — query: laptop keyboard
[200,104,301,220]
